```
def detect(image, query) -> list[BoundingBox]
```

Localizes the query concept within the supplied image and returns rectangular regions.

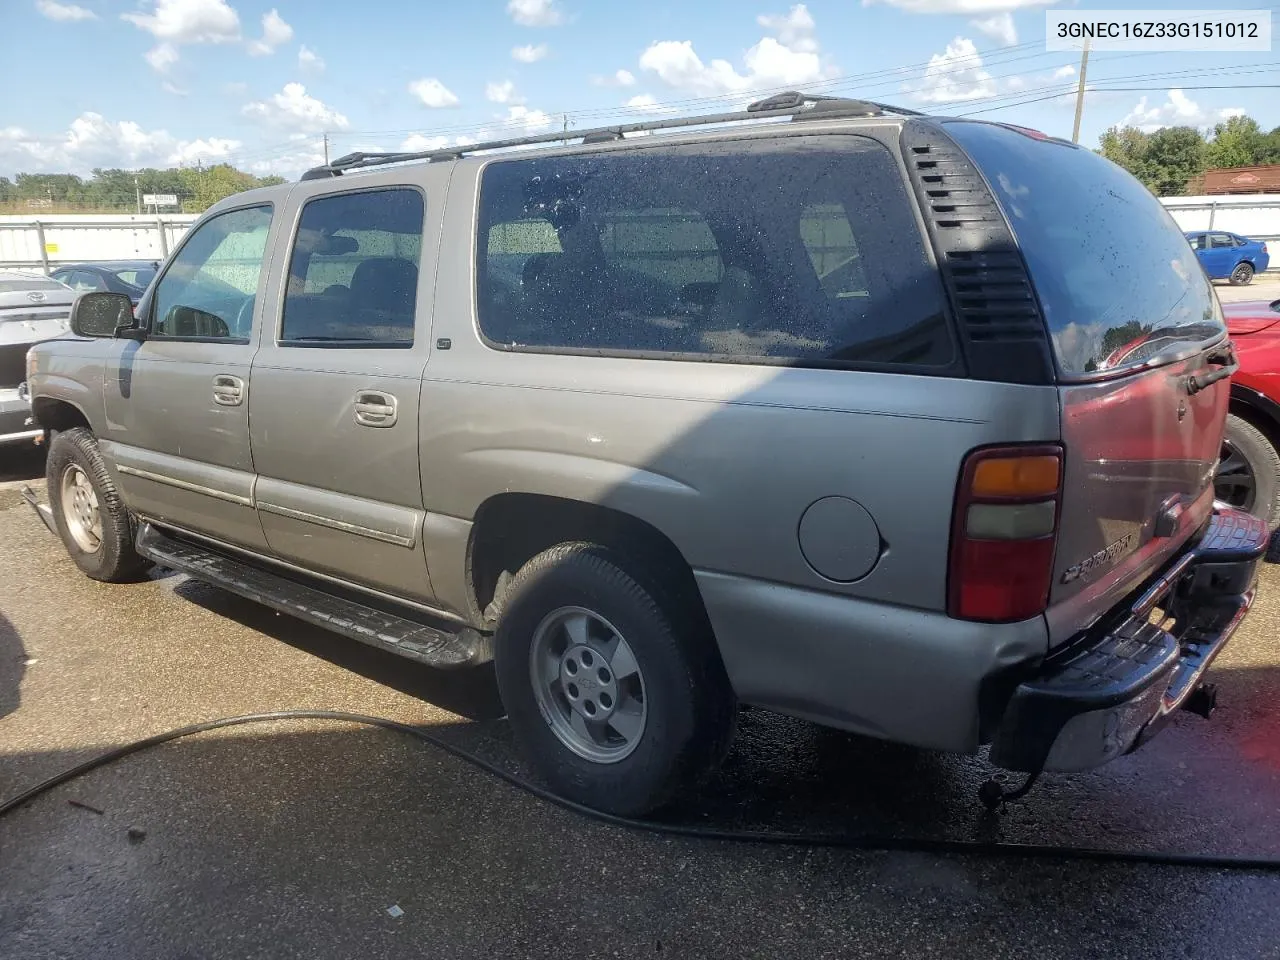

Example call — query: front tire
[1229,262,1255,286]
[494,542,735,816]
[46,427,150,582]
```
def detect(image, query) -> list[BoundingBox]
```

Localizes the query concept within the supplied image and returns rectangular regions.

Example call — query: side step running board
[136,522,490,670]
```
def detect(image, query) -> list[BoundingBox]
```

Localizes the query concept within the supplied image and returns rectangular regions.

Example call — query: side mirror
[71,292,140,339]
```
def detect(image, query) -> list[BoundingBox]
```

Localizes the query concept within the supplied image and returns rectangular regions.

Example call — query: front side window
[475,136,953,368]
[151,205,273,340]
[280,188,425,345]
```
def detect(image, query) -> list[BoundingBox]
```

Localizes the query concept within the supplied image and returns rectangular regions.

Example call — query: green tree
[1097,125,1206,196]
[1143,127,1206,196]
[1099,125,1149,174]
[1205,115,1266,168]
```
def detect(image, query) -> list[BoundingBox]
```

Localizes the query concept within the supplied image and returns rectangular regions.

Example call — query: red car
[1218,298,1280,543]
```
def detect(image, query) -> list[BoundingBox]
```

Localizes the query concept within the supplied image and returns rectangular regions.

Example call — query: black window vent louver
[900,122,1054,384]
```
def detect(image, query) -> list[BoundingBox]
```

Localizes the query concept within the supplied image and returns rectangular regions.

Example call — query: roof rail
[299,91,926,180]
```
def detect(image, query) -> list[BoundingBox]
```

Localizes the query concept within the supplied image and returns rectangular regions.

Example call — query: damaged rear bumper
[990,507,1267,773]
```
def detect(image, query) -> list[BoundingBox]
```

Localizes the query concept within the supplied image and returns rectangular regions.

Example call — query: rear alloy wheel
[494,541,735,816]
[1229,262,1255,286]
[1216,414,1280,544]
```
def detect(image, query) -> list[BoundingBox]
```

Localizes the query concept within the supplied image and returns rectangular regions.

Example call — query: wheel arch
[30,395,92,434]
[466,492,716,644]
[1229,384,1280,452]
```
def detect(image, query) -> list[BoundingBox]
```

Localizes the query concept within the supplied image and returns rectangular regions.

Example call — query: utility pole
[562,114,568,145]
[1071,35,1092,144]
[134,174,141,215]
[323,131,330,165]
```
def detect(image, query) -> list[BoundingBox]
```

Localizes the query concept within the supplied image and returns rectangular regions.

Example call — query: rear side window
[281,187,425,346]
[475,136,953,368]
[945,121,1223,376]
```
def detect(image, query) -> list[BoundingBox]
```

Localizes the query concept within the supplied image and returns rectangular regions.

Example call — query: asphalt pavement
[2,453,1280,959]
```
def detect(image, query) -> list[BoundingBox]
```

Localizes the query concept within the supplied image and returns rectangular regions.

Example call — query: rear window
[945,121,1224,376]
[475,135,953,369]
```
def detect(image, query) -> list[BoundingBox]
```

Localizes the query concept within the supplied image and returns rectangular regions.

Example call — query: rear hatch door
[946,121,1230,643]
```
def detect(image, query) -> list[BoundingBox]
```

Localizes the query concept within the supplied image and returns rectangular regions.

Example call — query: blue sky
[1,0,1276,179]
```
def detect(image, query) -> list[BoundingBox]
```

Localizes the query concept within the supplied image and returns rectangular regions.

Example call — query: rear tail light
[948,445,1063,622]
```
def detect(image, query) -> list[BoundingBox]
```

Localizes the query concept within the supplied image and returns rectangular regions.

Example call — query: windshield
[945,121,1224,377]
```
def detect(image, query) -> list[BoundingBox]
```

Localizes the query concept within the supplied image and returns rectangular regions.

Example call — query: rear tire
[1216,414,1280,542]
[1229,262,1255,286]
[494,542,735,816]
[46,427,150,582]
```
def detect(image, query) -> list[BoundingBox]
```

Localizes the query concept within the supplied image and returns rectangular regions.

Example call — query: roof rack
[300,91,926,180]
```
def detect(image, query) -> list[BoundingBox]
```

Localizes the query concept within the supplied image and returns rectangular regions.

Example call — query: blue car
[1185,231,1271,285]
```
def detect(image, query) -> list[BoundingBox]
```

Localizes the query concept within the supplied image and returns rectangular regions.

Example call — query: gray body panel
[246,167,450,603]
[101,339,266,549]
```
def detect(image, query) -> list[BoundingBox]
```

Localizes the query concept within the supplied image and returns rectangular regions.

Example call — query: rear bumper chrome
[989,507,1266,773]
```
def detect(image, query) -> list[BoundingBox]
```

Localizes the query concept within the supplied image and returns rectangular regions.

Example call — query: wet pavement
[2,463,1280,959]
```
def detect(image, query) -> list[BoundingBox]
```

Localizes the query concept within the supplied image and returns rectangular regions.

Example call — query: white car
[1,271,75,446]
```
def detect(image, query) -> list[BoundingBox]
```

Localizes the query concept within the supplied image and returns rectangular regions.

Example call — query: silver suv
[25,94,1268,814]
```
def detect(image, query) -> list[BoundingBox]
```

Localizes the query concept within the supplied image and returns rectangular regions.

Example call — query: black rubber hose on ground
[2,709,1279,873]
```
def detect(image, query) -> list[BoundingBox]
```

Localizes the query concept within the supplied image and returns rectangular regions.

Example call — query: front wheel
[46,427,150,582]
[494,542,735,816]
[1229,262,1255,286]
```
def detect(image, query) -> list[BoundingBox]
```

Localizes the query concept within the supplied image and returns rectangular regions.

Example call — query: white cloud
[36,1,97,22]
[639,4,836,98]
[243,82,350,131]
[399,132,489,152]
[161,80,188,96]
[409,77,460,108]
[971,11,1017,45]
[298,45,324,72]
[592,69,636,87]
[1052,64,1075,79]
[757,4,817,53]
[0,113,242,177]
[512,43,549,63]
[145,42,180,72]
[244,141,327,178]
[625,94,677,115]
[913,37,997,102]
[169,136,240,164]
[122,0,241,44]
[507,0,563,27]
[504,105,553,132]
[122,0,241,71]
[486,80,521,104]
[1119,90,1246,133]
[863,0,1054,11]
[247,8,292,56]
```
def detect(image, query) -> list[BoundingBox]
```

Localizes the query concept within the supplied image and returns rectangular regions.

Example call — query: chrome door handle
[354,390,398,428]
[213,375,244,407]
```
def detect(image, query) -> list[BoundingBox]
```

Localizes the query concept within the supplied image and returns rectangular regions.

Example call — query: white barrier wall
[1156,195,1279,249]
[1,195,1277,274]
[0,214,197,273]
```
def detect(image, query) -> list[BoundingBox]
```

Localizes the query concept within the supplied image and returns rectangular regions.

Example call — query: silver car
[25,94,1269,814]
[1,271,74,447]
